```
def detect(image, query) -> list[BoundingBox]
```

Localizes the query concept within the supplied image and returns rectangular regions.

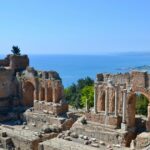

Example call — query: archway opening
[41,88,45,100]
[97,91,105,112]
[136,93,149,116]
[23,82,35,107]
[135,92,149,133]
[127,92,149,134]
[47,87,52,102]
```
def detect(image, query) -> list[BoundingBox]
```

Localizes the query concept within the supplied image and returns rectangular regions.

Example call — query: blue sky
[0,0,150,54]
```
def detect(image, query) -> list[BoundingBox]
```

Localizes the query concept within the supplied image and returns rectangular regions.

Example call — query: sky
[0,0,150,55]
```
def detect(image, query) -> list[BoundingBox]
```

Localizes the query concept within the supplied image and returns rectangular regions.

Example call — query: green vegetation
[65,77,149,115]
[81,85,94,108]
[11,46,21,55]
[65,77,94,109]
[136,94,149,116]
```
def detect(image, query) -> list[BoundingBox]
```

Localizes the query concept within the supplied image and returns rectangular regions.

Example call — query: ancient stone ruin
[0,53,150,150]
[44,71,150,150]
[0,54,74,149]
[69,71,150,150]
[93,71,150,133]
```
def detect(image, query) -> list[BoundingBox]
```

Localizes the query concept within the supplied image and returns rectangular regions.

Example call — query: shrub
[11,46,21,55]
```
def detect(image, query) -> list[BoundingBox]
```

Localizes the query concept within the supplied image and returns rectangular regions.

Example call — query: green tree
[11,46,21,55]
[64,77,94,109]
[81,85,94,108]
[136,94,149,116]
[77,77,94,90]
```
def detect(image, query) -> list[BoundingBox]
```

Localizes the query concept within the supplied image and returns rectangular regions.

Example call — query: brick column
[114,86,118,117]
[105,87,109,115]
[34,89,39,100]
[45,83,48,102]
[52,81,56,103]
[39,86,44,101]
[94,84,97,113]
[39,86,42,100]
[86,98,89,112]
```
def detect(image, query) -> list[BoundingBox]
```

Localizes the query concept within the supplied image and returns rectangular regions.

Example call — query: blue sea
[1,53,150,87]
[28,53,150,87]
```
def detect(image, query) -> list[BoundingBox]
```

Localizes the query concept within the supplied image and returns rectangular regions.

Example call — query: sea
[1,53,150,87]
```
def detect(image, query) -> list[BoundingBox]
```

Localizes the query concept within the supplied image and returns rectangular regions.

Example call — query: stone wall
[39,138,101,150]
[0,54,66,122]
[0,68,16,98]
[92,71,150,137]
[0,126,58,150]
[85,112,122,128]
[34,100,68,115]
[19,67,66,114]
[0,55,9,67]
[96,71,150,89]
[9,55,29,71]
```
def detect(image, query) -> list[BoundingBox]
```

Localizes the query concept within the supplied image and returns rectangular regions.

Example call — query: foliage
[11,46,21,55]
[136,94,149,116]
[64,77,94,109]
[81,86,94,108]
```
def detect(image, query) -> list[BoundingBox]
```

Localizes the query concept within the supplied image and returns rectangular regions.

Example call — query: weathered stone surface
[64,136,72,141]
[135,132,150,149]
[39,138,103,150]
[91,143,99,148]
[0,53,67,119]
[0,53,71,150]
[70,132,78,138]
[1,53,150,150]
[99,140,105,145]
[86,71,150,148]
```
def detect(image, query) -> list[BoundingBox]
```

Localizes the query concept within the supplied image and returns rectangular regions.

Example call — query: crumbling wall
[131,71,147,89]
[0,69,16,98]
[0,55,9,67]
[97,71,150,89]
[9,55,29,71]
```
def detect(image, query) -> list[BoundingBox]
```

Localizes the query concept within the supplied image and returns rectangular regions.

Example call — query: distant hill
[117,65,150,72]
[131,65,150,72]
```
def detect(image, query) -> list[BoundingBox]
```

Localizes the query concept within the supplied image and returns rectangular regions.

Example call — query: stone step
[71,120,127,145]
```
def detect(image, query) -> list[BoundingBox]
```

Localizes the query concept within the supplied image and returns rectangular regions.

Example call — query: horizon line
[1,51,150,56]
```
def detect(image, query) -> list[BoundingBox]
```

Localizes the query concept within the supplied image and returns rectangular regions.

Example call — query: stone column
[94,84,97,113]
[45,83,48,102]
[146,104,150,131]
[114,86,118,117]
[147,104,150,121]
[34,89,39,100]
[121,89,127,130]
[86,99,89,112]
[105,87,109,115]
[39,86,42,100]
[52,81,56,103]
[39,86,44,101]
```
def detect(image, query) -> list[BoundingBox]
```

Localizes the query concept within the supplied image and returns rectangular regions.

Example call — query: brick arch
[23,79,36,88]
[131,86,150,102]
[126,90,150,130]
[22,81,35,107]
